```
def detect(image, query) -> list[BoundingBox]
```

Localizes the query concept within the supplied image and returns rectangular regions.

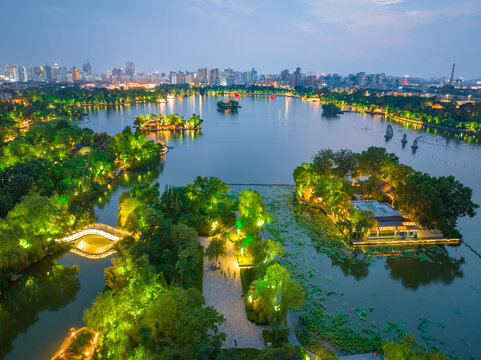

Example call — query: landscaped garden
[134,113,203,131]
[233,185,460,359]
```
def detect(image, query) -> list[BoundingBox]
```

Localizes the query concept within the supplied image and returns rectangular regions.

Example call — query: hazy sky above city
[2,0,480,78]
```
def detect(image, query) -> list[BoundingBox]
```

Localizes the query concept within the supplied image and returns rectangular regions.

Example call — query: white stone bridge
[56,223,132,259]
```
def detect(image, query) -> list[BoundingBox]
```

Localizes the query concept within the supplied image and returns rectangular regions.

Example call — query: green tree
[395,173,478,237]
[237,189,271,235]
[205,238,227,264]
[251,263,304,327]
[382,334,448,359]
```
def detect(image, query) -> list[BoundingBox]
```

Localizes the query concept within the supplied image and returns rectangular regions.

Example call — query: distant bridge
[56,223,132,259]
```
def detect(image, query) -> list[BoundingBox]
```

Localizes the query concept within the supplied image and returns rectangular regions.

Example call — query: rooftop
[351,200,403,218]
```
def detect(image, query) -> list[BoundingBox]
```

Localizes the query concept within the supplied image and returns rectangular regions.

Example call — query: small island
[134,113,203,131]
[217,100,240,112]
[321,103,343,117]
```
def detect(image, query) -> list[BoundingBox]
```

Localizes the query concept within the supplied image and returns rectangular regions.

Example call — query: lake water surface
[2,95,480,359]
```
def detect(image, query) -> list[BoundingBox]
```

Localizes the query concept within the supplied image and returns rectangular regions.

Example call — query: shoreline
[317,101,481,139]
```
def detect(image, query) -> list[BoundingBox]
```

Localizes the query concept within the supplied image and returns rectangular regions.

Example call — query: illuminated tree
[250,263,304,328]
[382,334,448,359]
[236,189,271,236]
[293,163,318,200]
[205,238,226,264]
[185,176,232,215]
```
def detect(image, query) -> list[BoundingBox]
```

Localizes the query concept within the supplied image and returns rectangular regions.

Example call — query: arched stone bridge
[56,223,132,259]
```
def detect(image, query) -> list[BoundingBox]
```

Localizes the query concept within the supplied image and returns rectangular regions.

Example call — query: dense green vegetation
[262,186,456,358]
[316,89,481,132]
[0,120,163,284]
[232,189,304,342]
[383,335,448,359]
[321,103,343,117]
[84,179,232,358]
[293,147,478,238]
[135,113,203,130]
[82,178,307,359]
[217,100,240,111]
[0,86,196,130]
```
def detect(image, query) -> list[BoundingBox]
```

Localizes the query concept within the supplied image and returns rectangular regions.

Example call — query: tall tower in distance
[125,62,135,79]
[83,60,92,76]
[449,63,455,84]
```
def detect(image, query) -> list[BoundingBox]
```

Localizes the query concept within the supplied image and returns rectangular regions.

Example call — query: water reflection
[330,256,371,281]
[385,250,464,290]
[0,256,80,358]
[145,129,202,144]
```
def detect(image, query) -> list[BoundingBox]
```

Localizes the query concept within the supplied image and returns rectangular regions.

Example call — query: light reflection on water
[3,95,480,359]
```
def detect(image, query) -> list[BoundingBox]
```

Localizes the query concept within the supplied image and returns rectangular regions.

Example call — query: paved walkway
[199,237,264,349]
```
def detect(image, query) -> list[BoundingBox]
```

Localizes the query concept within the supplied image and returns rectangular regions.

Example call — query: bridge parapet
[56,223,131,243]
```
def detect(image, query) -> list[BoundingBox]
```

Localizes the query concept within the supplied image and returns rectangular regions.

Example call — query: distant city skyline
[1,0,480,78]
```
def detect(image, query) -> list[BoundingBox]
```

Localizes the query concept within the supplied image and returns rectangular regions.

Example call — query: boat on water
[384,124,393,139]
[401,133,408,144]
[411,139,419,149]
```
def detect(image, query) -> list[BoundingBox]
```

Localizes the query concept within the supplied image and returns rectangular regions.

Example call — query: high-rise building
[210,68,220,84]
[33,67,44,82]
[170,71,186,84]
[355,72,366,86]
[44,65,53,82]
[18,66,28,82]
[125,62,135,78]
[224,68,233,77]
[281,69,289,82]
[4,64,19,81]
[83,60,92,76]
[197,68,208,83]
[250,68,257,82]
[70,66,80,82]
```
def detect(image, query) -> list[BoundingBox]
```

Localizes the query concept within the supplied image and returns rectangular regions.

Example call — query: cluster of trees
[0,90,83,127]
[84,179,232,358]
[217,100,240,111]
[84,177,307,359]
[314,89,481,132]
[0,121,163,281]
[135,113,203,130]
[293,147,478,238]
[117,177,235,286]
[0,85,199,129]
[382,335,448,359]
[233,190,304,341]
[321,103,343,117]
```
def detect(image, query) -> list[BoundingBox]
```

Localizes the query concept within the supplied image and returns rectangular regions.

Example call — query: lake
[2,94,480,359]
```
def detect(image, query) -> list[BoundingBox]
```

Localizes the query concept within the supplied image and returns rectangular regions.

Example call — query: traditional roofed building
[351,200,418,240]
